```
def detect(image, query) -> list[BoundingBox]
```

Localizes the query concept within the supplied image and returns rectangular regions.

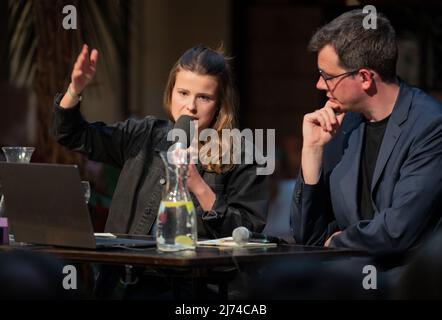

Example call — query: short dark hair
[309,9,398,83]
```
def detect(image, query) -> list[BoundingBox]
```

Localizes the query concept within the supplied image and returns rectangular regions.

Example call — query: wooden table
[0,240,368,299]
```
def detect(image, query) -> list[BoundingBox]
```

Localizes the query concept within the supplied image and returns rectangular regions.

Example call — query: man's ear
[359,69,374,90]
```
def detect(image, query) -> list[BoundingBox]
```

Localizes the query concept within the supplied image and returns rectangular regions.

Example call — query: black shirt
[358,115,390,220]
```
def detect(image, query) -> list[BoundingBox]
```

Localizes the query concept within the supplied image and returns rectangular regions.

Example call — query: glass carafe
[0,147,35,217]
[156,150,197,252]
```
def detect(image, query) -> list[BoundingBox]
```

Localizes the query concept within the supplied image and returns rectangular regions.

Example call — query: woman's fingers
[75,45,92,72]
[79,45,87,62]
[69,44,99,95]
[72,45,98,87]
[81,47,98,75]
[72,70,83,79]
[90,49,98,71]
[85,45,91,64]
[188,163,196,177]
[74,54,86,74]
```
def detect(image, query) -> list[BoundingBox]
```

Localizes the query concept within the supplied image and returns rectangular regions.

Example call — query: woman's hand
[60,44,98,109]
[71,44,98,94]
[187,163,216,211]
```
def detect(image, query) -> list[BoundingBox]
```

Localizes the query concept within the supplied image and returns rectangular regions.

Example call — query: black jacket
[52,94,268,238]
[291,82,442,254]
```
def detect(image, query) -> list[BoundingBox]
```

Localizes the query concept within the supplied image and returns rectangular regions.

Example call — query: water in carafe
[156,150,197,251]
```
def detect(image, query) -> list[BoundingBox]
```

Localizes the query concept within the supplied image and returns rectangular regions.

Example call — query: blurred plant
[7,0,129,225]
[7,0,130,165]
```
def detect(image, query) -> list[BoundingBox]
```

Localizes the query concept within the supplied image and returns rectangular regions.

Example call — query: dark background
[1,0,441,230]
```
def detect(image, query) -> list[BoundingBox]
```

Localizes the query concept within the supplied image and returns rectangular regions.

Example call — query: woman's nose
[185,97,197,111]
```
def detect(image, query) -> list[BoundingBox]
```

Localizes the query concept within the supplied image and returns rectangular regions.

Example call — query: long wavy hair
[163,45,238,173]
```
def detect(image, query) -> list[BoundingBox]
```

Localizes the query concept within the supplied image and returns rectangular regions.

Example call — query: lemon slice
[175,235,194,246]
[185,202,194,213]
[162,201,194,213]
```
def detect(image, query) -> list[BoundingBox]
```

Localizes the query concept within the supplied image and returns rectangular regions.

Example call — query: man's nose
[316,76,328,91]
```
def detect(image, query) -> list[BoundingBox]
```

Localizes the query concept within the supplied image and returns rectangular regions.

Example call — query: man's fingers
[314,111,329,132]
[324,238,330,247]
[319,109,334,131]
[324,106,338,127]
[317,109,334,132]
[305,111,326,131]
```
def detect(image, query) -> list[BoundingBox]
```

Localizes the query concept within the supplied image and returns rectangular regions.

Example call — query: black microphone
[172,115,195,149]
[232,226,287,245]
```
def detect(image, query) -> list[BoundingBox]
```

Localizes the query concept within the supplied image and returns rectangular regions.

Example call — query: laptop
[0,162,156,249]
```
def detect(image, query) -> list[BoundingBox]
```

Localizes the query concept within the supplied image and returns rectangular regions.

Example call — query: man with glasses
[291,9,442,255]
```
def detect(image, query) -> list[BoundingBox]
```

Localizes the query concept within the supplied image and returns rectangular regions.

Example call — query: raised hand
[60,44,98,109]
[70,44,98,94]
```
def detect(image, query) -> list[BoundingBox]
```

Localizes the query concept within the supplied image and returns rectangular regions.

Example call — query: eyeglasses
[319,69,359,91]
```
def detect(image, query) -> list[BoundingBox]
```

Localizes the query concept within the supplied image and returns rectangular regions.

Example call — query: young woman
[53,44,268,239]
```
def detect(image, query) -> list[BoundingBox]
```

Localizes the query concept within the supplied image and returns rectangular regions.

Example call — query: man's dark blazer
[291,81,442,254]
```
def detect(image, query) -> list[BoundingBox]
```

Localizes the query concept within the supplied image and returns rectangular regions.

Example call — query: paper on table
[94,233,117,238]
[197,237,277,248]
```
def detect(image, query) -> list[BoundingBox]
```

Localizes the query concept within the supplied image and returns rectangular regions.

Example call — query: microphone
[232,226,287,245]
[172,115,195,149]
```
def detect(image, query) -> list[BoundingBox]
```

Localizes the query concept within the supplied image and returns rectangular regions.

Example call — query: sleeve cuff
[54,92,81,112]
[201,210,218,220]
[299,167,323,188]
[200,193,228,221]
[53,93,84,124]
